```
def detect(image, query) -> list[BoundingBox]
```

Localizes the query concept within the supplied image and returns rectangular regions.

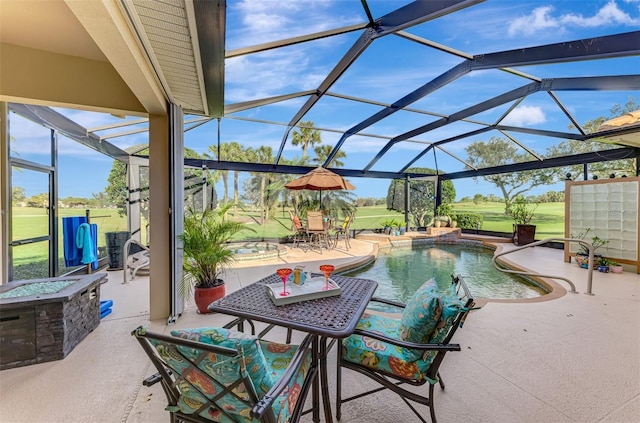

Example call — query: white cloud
[228,0,358,50]
[508,1,640,37]
[502,105,546,126]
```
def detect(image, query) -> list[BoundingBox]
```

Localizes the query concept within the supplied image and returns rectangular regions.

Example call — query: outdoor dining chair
[332,213,354,251]
[336,275,475,423]
[288,211,309,250]
[306,211,331,252]
[132,325,318,423]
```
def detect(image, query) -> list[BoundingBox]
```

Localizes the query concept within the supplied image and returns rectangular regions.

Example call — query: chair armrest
[251,333,317,419]
[222,317,256,335]
[352,328,460,352]
[369,296,406,309]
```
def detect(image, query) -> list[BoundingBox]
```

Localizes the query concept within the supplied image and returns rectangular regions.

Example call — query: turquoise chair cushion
[170,327,313,422]
[147,334,254,422]
[342,282,468,384]
[422,284,467,361]
[259,339,313,422]
[399,279,443,359]
[171,327,276,396]
[341,312,433,381]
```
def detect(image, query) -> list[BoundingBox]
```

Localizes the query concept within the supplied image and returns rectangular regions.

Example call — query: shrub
[451,212,483,229]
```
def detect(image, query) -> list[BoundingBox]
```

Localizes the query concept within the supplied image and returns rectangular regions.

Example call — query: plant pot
[513,224,536,245]
[597,265,609,273]
[451,221,457,228]
[610,265,623,274]
[194,283,225,314]
[593,254,602,269]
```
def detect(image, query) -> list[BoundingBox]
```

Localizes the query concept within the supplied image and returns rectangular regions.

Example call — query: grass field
[454,201,565,238]
[10,202,565,279]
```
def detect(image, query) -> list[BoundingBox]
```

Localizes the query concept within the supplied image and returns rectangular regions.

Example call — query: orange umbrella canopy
[285,167,355,191]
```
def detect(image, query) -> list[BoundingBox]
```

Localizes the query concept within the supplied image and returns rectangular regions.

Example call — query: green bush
[451,212,483,229]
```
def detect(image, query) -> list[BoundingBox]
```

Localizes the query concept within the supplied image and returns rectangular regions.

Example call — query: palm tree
[313,144,346,168]
[208,144,229,203]
[225,142,244,216]
[291,121,321,159]
[246,145,275,224]
[208,141,243,211]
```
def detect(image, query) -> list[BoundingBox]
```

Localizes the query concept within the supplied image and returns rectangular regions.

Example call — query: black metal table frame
[208,273,378,423]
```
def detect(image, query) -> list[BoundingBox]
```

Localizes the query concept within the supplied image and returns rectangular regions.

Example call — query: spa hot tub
[0,273,105,370]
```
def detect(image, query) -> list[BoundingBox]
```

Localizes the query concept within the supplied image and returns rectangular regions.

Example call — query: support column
[148,104,184,323]
[148,113,171,320]
[404,176,410,230]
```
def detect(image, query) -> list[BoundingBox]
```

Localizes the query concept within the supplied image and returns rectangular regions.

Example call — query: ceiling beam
[368,74,640,170]
[226,23,367,58]
[9,103,129,162]
[440,148,640,180]
[193,0,225,117]
[471,31,640,70]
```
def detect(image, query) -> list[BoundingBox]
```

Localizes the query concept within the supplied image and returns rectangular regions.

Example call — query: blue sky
[9,0,640,201]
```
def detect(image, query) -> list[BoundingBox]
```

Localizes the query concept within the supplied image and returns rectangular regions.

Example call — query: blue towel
[89,223,99,270]
[76,223,98,266]
[62,216,86,267]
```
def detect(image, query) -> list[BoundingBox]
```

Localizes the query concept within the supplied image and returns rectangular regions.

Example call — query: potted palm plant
[509,196,538,245]
[179,204,252,313]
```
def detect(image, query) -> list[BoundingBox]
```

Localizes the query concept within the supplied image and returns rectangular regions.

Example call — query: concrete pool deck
[0,236,638,422]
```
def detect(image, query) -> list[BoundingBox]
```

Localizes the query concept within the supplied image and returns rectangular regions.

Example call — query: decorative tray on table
[265,276,341,306]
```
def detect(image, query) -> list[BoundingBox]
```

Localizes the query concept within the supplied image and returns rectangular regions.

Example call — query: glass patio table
[208,273,378,423]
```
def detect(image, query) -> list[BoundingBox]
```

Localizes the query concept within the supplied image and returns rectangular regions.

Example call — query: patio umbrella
[597,110,640,131]
[596,110,640,148]
[285,166,355,205]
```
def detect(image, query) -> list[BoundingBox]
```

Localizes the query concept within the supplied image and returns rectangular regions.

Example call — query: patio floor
[0,235,638,422]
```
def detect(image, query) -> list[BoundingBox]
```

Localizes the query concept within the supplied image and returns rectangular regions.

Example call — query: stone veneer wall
[0,274,103,370]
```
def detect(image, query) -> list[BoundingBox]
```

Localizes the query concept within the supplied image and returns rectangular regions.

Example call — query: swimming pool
[341,242,547,308]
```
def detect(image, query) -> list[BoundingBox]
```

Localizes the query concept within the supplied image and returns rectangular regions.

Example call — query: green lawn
[453,201,565,238]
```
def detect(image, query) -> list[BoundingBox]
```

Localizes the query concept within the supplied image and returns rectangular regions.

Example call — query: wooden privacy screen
[564,176,639,273]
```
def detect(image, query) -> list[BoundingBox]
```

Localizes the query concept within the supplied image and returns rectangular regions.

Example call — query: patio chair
[132,325,318,423]
[306,211,331,252]
[336,275,475,423]
[332,213,354,250]
[288,211,308,250]
[123,237,150,284]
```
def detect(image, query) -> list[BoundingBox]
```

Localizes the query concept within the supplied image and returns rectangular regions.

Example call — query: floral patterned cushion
[261,340,313,422]
[147,334,254,422]
[171,327,276,396]
[342,283,468,385]
[422,284,467,362]
[341,312,433,381]
[169,327,313,422]
[399,279,442,359]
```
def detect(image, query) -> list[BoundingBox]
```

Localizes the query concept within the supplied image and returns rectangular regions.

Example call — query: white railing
[492,238,596,295]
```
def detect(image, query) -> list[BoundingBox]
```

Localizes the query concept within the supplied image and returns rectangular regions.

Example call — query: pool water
[342,243,547,308]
